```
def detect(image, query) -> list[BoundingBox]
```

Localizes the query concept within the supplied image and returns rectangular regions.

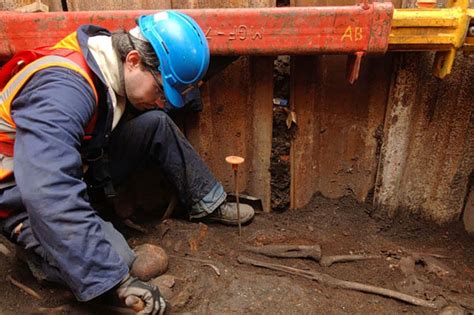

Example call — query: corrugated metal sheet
[289,0,396,209]
[288,0,474,224]
[372,0,474,223]
[176,1,275,212]
[374,53,474,223]
[184,56,274,211]
[290,55,393,208]
[184,56,274,212]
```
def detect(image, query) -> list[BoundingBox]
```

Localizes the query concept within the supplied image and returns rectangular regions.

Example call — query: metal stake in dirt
[225,155,245,236]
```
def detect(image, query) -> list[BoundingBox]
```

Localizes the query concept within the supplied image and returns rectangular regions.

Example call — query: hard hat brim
[163,79,185,108]
[138,11,208,109]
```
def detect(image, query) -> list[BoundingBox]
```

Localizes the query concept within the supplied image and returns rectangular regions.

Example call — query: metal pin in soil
[225,155,245,236]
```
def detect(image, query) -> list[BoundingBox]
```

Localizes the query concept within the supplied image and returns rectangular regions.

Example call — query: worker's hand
[116,275,166,315]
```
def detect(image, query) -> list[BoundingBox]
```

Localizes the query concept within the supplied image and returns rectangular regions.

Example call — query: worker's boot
[202,202,255,226]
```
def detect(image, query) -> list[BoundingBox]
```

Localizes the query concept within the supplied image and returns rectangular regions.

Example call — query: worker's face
[123,51,166,111]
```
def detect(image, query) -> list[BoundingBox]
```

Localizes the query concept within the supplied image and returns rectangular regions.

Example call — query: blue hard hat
[138,11,210,108]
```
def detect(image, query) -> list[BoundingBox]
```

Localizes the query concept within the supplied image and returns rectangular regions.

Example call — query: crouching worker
[0,11,254,314]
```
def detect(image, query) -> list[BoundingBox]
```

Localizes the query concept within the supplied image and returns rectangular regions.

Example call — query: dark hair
[111,30,160,70]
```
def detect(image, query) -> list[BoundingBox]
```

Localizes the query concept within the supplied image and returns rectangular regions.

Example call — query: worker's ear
[125,50,141,70]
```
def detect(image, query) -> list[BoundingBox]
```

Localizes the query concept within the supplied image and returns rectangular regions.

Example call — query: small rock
[0,243,12,257]
[152,274,176,288]
[151,275,176,300]
[438,305,466,315]
[308,226,314,232]
[173,240,182,253]
[399,256,416,276]
[171,288,192,308]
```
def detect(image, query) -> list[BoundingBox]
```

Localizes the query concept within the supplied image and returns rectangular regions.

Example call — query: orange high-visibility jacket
[0,32,99,218]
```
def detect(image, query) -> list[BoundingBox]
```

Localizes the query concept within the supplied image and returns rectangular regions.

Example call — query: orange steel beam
[0,4,394,61]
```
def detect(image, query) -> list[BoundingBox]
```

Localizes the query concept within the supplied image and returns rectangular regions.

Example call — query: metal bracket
[389,0,472,78]
[346,51,365,84]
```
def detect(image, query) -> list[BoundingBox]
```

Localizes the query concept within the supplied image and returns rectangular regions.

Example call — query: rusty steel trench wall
[290,0,397,209]
[375,53,474,223]
[2,0,474,226]
[290,0,474,226]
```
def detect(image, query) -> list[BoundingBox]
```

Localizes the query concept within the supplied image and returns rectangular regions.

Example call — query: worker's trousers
[108,109,226,219]
[1,109,226,290]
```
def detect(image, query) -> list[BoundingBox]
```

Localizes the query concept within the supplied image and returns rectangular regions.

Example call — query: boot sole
[202,214,254,226]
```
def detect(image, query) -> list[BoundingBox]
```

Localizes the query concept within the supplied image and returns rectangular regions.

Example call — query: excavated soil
[1,194,474,314]
[270,109,291,212]
[271,55,291,212]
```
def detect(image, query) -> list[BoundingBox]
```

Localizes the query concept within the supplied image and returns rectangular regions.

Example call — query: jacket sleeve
[11,67,129,301]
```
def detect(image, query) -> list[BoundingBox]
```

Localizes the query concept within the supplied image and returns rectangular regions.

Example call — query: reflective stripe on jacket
[0,25,128,301]
[0,32,98,218]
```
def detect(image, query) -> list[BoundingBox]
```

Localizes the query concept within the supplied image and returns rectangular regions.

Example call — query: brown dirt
[1,194,474,314]
[271,55,291,212]
[270,109,291,212]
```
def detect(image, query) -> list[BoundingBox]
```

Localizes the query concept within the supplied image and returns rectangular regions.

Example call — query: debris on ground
[1,194,474,314]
